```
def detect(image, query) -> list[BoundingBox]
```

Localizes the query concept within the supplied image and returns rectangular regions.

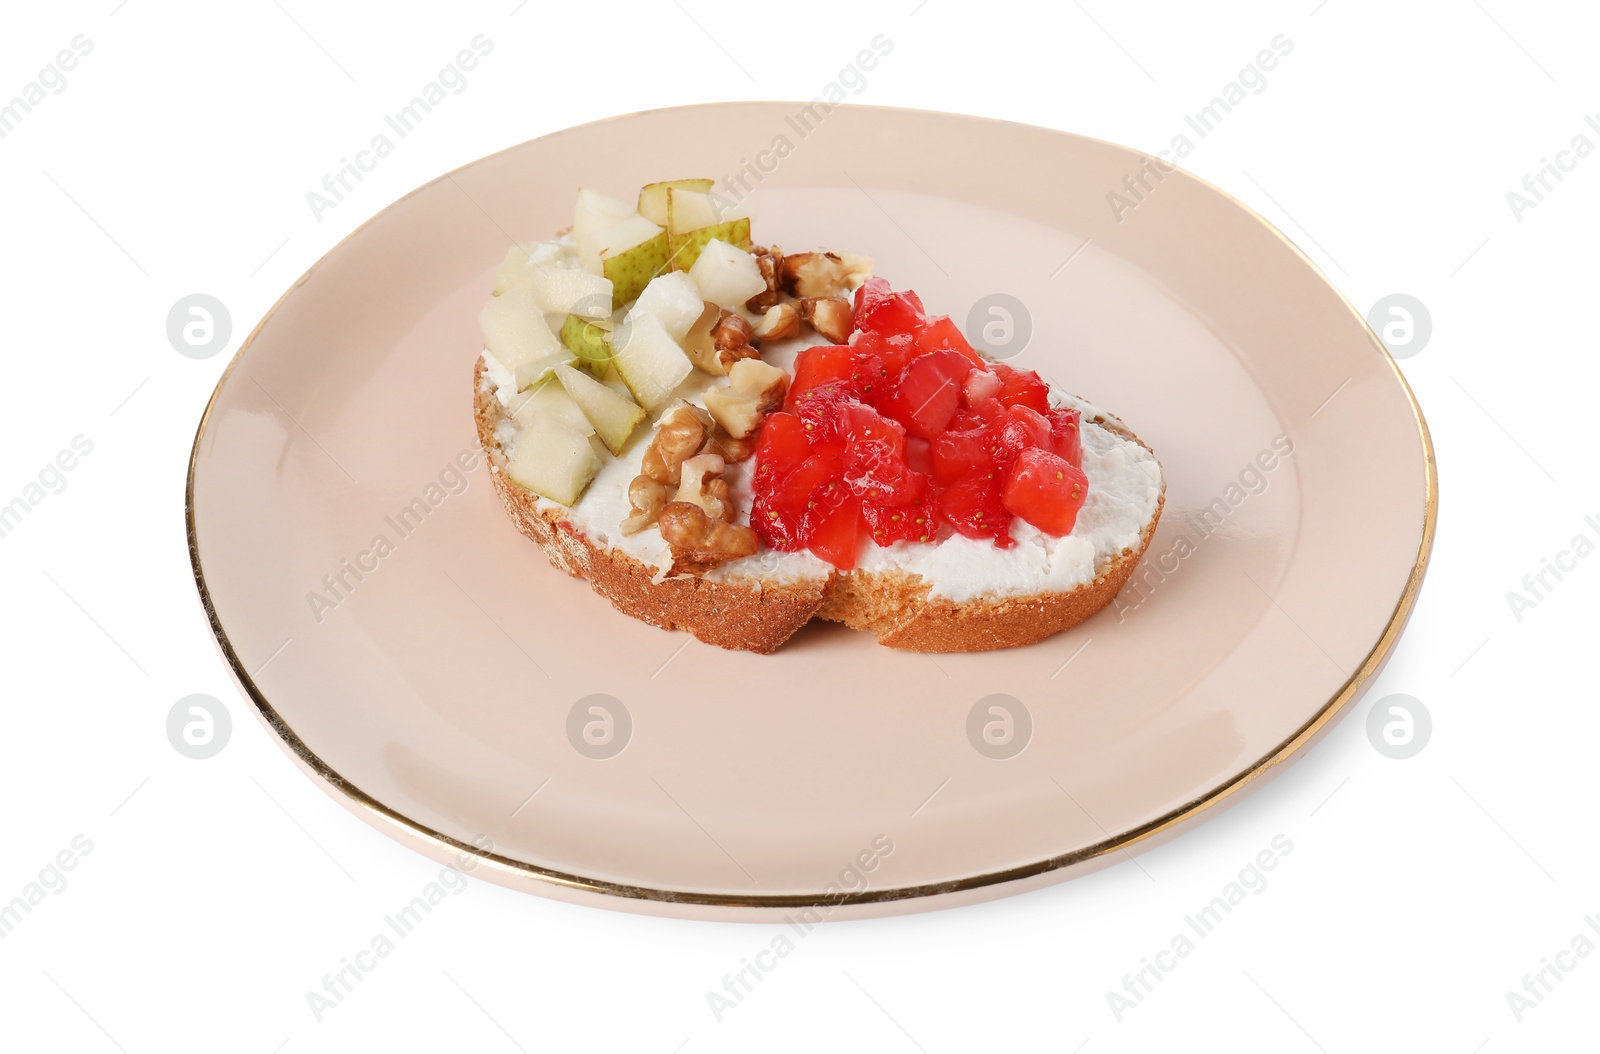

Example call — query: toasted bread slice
[474,359,1164,654]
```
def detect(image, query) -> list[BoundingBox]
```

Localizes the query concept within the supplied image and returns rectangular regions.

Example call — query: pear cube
[492,242,561,295]
[574,188,635,274]
[610,313,693,411]
[555,363,645,455]
[598,214,669,307]
[478,285,572,390]
[526,266,613,318]
[631,271,705,342]
[560,313,614,376]
[688,239,767,309]
[509,378,593,436]
[639,178,714,227]
[506,416,600,507]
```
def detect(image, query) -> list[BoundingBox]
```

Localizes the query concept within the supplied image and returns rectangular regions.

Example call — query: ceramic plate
[188,103,1435,919]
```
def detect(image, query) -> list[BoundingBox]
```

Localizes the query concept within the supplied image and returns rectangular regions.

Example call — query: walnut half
[621,475,667,535]
[800,297,854,343]
[779,251,849,299]
[703,358,789,439]
[658,454,758,575]
[658,502,759,577]
[751,302,800,343]
[641,404,710,485]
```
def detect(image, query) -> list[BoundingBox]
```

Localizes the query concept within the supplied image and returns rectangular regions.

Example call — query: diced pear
[509,378,593,436]
[663,187,751,269]
[507,417,600,506]
[688,239,767,308]
[668,216,753,272]
[597,215,669,307]
[630,271,705,342]
[478,285,572,390]
[574,188,635,274]
[525,266,613,318]
[638,178,714,227]
[556,363,645,455]
[609,314,693,411]
[666,188,723,233]
[493,242,561,294]
[560,313,614,376]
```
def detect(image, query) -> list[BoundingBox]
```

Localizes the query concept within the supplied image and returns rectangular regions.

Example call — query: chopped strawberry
[931,425,991,485]
[881,349,973,439]
[1002,447,1089,536]
[753,412,810,494]
[805,488,864,570]
[938,470,1014,546]
[991,362,1051,414]
[904,436,933,476]
[752,452,840,550]
[853,328,919,378]
[853,277,925,335]
[863,490,939,546]
[963,368,1004,407]
[791,382,857,443]
[914,315,987,368]
[983,404,1052,472]
[1046,407,1082,468]
[837,404,925,505]
[784,343,889,409]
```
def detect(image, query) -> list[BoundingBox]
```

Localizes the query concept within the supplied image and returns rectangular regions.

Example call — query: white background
[2,1,1596,1050]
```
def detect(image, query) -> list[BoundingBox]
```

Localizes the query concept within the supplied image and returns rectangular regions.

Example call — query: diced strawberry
[983,404,1052,473]
[853,277,925,335]
[853,329,919,378]
[791,381,856,443]
[836,404,924,505]
[1046,407,1082,468]
[904,436,933,476]
[786,345,856,409]
[752,412,810,498]
[991,363,1051,414]
[863,490,939,546]
[945,396,1006,437]
[881,349,974,439]
[805,488,864,570]
[752,453,841,550]
[938,470,1014,546]
[931,426,992,486]
[963,368,1004,407]
[914,315,987,368]
[1002,447,1089,536]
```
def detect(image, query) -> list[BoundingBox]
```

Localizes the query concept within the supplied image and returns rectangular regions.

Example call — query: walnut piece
[702,359,789,439]
[712,309,756,363]
[675,453,730,521]
[778,251,850,299]
[620,475,667,535]
[837,252,874,287]
[687,306,758,375]
[745,247,785,313]
[658,502,758,576]
[751,302,800,342]
[708,425,757,463]
[800,297,854,343]
[681,301,723,376]
[640,404,710,485]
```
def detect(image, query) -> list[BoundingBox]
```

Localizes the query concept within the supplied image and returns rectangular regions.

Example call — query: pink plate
[188,103,1435,919]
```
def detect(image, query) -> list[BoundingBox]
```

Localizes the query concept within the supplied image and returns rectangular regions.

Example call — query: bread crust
[474,360,1164,654]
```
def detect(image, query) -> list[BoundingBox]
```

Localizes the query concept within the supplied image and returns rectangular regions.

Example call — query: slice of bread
[474,359,1165,654]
